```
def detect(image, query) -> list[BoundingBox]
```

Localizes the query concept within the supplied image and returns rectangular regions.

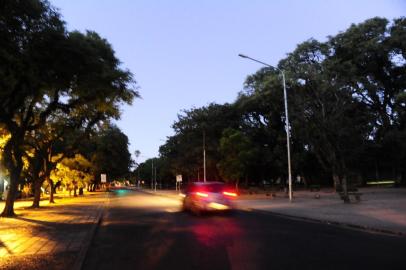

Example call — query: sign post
[101,174,107,183]
[101,174,107,191]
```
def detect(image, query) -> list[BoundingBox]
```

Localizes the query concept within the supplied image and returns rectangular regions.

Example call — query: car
[181,181,238,215]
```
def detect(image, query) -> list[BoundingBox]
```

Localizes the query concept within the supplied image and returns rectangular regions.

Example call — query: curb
[250,208,405,237]
[71,191,109,270]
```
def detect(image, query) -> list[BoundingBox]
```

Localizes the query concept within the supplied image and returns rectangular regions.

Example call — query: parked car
[181,181,238,215]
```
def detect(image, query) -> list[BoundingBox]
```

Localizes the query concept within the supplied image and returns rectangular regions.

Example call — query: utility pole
[154,167,157,192]
[203,130,206,182]
[282,71,293,202]
[137,166,140,188]
[151,159,154,190]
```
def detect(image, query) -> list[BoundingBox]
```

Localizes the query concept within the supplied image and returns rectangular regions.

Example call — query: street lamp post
[151,158,154,191]
[137,167,140,188]
[137,154,157,191]
[154,166,157,192]
[239,54,293,202]
[203,130,206,182]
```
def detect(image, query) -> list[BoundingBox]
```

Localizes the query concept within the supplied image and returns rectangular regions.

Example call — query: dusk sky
[50,0,405,163]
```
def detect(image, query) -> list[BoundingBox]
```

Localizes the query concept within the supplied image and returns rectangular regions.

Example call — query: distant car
[181,182,238,214]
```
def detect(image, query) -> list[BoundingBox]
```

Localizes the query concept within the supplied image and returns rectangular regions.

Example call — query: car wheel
[190,202,203,216]
[182,197,191,212]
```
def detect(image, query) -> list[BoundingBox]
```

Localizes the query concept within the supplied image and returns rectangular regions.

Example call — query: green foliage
[282,39,372,182]
[51,154,93,188]
[218,128,257,185]
[159,103,241,182]
[0,0,137,215]
[89,125,133,182]
[155,16,406,188]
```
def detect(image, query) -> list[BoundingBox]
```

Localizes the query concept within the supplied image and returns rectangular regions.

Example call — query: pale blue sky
[50,0,405,162]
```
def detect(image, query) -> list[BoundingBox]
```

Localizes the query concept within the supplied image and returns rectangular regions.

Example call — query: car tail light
[223,191,237,197]
[196,192,209,198]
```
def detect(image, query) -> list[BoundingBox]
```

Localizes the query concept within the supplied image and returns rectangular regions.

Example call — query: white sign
[176,175,182,182]
[101,174,107,183]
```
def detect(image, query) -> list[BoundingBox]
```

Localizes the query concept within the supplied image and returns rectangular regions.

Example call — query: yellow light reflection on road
[196,192,208,198]
[207,202,229,210]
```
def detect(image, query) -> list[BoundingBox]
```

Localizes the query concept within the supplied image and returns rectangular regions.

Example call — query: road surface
[83,188,406,270]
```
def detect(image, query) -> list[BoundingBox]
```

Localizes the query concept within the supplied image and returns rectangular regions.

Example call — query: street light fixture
[239,53,293,202]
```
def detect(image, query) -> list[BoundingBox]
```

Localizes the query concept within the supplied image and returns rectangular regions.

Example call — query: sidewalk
[142,187,406,236]
[0,192,108,270]
[238,187,406,236]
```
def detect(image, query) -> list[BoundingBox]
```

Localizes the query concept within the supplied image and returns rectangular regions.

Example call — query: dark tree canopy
[90,125,133,182]
[0,0,138,216]
[144,17,406,191]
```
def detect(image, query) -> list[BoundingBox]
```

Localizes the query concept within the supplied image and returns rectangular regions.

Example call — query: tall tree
[50,154,93,197]
[88,125,133,188]
[281,39,371,197]
[154,16,406,192]
[218,128,257,189]
[159,103,240,182]
[238,68,294,183]
[327,17,406,183]
[0,0,137,216]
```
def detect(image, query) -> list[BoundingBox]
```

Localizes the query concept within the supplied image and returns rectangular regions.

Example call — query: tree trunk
[49,179,55,204]
[32,181,42,208]
[333,174,340,191]
[1,137,24,217]
[340,161,349,203]
[342,175,349,201]
[0,170,19,217]
[334,173,350,203]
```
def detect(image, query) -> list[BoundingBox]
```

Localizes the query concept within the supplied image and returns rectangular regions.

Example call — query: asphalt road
[82,189,406,270]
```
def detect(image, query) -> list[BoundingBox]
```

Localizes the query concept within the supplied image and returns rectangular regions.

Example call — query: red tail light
[196,192,209,198]
[223,191,237,197]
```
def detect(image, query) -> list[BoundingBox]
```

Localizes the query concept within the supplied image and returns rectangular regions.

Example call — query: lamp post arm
[239,55,272,68]
[238,53,285,71]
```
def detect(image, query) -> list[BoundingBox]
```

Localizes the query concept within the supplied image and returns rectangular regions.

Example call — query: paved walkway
[0,192,108,269]
[141,187,406,236]
[238,187,406,235]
